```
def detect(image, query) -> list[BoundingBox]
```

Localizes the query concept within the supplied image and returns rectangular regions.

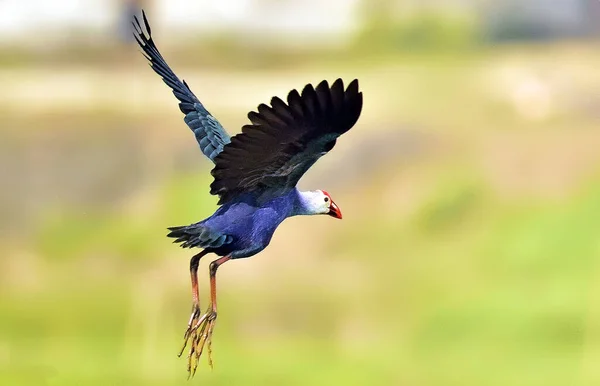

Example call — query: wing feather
[132,11,230,162]
[210,79,363,204]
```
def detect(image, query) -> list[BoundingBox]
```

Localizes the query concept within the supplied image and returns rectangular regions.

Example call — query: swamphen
[132,11,363,376]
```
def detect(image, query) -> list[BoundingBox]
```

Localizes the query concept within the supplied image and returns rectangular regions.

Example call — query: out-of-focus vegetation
[1,2,600,385]
[353,10,480,55]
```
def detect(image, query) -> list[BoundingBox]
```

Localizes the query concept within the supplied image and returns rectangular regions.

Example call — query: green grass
[3,172,599,385]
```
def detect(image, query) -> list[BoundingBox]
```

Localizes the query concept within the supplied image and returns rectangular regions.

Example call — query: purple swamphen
[132,11,363,376]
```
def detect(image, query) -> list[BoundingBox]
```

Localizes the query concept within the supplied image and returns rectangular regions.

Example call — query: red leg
[179,250,210,356]
[209,255,231,311]
[190,250,210,310]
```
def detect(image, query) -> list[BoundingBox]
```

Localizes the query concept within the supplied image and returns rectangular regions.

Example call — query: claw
[179,305,218,378]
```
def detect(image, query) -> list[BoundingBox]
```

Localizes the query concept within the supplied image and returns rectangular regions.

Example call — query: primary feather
[210,79,363,205]
[132,12,230,161]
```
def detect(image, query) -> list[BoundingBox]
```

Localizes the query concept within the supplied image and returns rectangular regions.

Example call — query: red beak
[328,200,342,219]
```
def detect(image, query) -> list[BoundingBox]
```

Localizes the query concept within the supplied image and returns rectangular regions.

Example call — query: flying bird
[132,11,363,376]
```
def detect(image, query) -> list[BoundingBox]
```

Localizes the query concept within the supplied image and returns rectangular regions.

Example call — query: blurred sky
[0,0,596,45]
[0,0,360,44]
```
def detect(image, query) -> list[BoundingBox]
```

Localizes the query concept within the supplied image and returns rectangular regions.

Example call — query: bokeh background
[1,0,600,385]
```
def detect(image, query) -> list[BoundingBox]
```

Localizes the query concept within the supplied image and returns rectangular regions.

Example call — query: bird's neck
[292,189,322,216]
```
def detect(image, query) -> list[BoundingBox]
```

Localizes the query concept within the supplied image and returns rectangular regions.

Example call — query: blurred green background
[1,0,600,385]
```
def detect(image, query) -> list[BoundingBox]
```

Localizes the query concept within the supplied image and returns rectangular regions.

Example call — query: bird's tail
[167,223,232,249]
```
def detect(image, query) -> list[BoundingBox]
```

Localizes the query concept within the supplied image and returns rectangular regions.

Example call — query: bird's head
[300,190,342,219]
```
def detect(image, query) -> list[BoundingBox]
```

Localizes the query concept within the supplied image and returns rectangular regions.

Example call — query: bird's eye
[324,197,329,203]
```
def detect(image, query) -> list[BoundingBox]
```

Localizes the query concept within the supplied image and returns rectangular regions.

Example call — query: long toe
[186,309,217,377]
[179,305,202,357]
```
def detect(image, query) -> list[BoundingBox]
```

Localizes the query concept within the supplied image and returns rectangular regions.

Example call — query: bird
[132,11,363,376]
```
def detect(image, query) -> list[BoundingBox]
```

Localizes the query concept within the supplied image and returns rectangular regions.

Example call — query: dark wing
[210,78,362,204]
[132,11,230,162]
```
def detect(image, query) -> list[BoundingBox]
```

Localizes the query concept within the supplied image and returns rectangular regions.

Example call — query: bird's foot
[179,304,199,355]
[178,304,217,378]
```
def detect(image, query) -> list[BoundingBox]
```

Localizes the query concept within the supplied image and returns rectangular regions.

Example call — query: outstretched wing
[132,11,230,162]
[210,79,363,204]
